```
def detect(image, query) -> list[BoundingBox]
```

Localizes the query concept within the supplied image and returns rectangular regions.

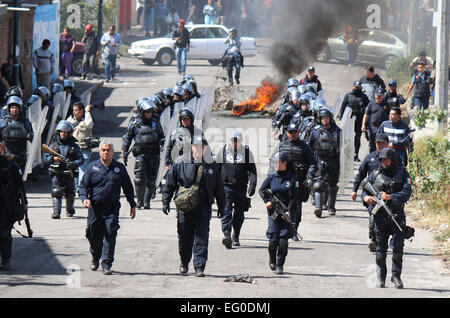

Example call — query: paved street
[1,40,449,298]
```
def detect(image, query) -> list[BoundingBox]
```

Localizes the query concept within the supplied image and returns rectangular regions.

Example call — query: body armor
[385,93,400,108]
[279,139,309,182]
[347,93,365,117]
[0,118,30,156]
[413,72,431,98]
[313,127,340,157]
[132,119,161,157]
[372,168,405,213]
[49,139,80,177]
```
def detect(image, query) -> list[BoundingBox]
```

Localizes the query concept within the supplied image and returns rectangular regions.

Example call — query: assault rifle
[262,189,302,240]
[361,178,415,241]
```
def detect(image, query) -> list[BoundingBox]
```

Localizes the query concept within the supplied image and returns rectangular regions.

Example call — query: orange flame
[232,81,280,116]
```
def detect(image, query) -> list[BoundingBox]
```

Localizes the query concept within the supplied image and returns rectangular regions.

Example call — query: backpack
[174,165,204,213]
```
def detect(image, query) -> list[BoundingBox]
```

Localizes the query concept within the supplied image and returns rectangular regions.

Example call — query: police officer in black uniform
[173,85,185,104]
[352,133,390,252]
[272,89,301,140]
[162,135,226,277]
[291,96,312,130]
[216,130,257,248]
[310,107,341,217]
[273,123,316,238]
[80,141,136,275]
[44,120,84,219]
[122,100,164,210]
[259,151,300,275]
[0,142,28,271]
[164,107,207,171]
[361,148,412,288]
[0,96,33,173]
[339,80,370,161]
[362,88,389,153]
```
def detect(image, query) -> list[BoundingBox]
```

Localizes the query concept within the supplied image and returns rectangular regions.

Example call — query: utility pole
[98,0,103,38]
[435,0,449,130]
[407,0,417,55]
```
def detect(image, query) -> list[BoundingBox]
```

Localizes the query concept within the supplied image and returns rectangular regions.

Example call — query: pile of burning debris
[213,81,282,118]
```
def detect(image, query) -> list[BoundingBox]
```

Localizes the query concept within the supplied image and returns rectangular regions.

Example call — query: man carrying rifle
[361,148,412,289]
[44,120,84,219]
[0,142,29,270]
[259,152,300,275]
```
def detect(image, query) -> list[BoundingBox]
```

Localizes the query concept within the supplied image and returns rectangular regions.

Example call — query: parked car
[316,29,407,69]
[128,24,257,66]
[70,42,120,77]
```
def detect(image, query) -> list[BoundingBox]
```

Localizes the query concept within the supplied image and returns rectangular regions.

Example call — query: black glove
[162,205,170,215]
[217,209,224,219]
[247,185,256,197]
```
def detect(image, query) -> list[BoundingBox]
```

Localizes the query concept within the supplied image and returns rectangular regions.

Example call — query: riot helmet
[289,89,302,107]
[287,78,299,88]
[139,100,157,118]
[63,79,75,91]
[150,94,165,111]
[136,97,149,108]
[179,107,195,126]
[162,87,174,98]
[6,86,23,99]
[52,83,64,95]
[27,94,41,107]
[304,84,316,95]
[56,120,73,133]
[6,96,23,113]
[173,85,184,97]
[35,86,51,100]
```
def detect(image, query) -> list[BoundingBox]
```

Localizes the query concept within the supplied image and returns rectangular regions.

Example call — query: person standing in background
[59,28,76,79]
[32,39,55,89]
[101,26,121,83]
[203,0,218,25]
[136,0,145,26]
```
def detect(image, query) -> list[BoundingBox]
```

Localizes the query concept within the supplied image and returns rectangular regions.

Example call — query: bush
[409,134,450,259]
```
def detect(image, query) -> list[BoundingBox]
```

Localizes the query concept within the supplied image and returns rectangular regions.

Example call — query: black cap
[375,88,385,96]
[353,80,362,88]
[379,148,397,161]
[308,66,315,72]
[375,133,389,143]
[287,123,299,132]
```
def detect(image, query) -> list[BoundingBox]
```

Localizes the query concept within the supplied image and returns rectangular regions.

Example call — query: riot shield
[331,93,342,121]
[317,88,326,100]
[159,106,171,136]
[200,86,215,131]
[24,105,49,181]
[45,91,65,145]
[155,102,184,188]
[338,107,355,194]
[61,93,72,120]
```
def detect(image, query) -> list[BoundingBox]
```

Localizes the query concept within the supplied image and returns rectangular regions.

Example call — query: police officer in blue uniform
[0,96,33,173]
[79,141,136,275]
[361,148,412,289]
[216,130,257,248]
[310,107,341,217]
[259,152,300,275]
[339,80,370,161]
[0,142,28,271]
[162,135,226,277]
[44,120,84,219]
[352,133,390,252]
[273,123,316,239]
[122,100,164,210]
[272,89,301,139]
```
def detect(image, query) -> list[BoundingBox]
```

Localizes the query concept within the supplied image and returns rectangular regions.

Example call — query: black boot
[90,259,99,271]
[232,233,240,247]
[314,191,322,218]
[328,186,339,215]
[52,197,62,219]
[144,186,155,209]
[268,243,277,271]
[65,193,76,217]
[376,252,387,288]
[135,184,145,209]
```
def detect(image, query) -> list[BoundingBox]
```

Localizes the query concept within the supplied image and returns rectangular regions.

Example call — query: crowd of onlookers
[136,0,273,37]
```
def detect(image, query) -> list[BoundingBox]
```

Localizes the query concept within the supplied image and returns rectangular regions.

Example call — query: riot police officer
[182,82,194,103]
[122,100,164,210]
[361,148,412,288]
[63,79,81,118]
[1,87,24,118]
[339,80,370,161]
[173,85,185,104]
[79,141,136,275]
[272,89,301,140]
[352,133,390,252]
[272,123,316,238]
[35,86,54,145]
[162,88,175,117]
[187,79,201,99]
[162,135,226,277]
[291,96,312,129]
[0,96,33,173]
[164,107,207,170]
[0,142,28,271]
[216,130,257,248]
[310,107,341,217]
[45,120,84,219]
[259,151,300,275]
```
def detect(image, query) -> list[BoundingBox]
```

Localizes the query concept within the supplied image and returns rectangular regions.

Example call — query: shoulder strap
[194,165,204,185]
[223,145,227,163]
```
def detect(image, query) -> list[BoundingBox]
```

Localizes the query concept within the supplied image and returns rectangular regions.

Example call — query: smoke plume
[269,0,375,80]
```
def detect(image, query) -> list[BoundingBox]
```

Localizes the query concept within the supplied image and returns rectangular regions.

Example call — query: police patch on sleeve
[114,167,120,173]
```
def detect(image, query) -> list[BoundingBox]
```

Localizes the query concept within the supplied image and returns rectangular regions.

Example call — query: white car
[128,24,257,66]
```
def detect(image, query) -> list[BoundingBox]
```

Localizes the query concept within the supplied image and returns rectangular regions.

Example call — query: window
[371,32,396,45]
[210,27,228,38]
[191,28,208,39]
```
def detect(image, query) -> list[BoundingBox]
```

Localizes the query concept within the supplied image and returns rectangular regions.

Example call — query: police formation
[269,66,415,286]
[0,67,416,288]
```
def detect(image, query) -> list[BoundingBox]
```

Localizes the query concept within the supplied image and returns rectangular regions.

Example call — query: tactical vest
[313,127,339,157]
[347,93,365,116]
[372,168,406,213]
[413,72,431,98]
[385,93,400,108]
[0,118,28,155]
[50,139,79,174]
[132,119,160,156]
[279,139,308,180]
